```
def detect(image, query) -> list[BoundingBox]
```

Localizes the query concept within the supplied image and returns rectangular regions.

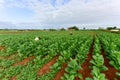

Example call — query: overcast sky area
[0,0,120,29]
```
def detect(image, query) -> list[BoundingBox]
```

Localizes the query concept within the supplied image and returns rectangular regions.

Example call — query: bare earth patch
[0,46,4,50]
[7,53,17,60]
[13,56,35,66]
[53,63,67,80]
[77,38,95,80]
[37,56,58,76]
[10,76,17,80]
[101,47,119,80]
[0,46,5,59]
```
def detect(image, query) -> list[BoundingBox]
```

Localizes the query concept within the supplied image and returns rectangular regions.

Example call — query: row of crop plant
[38,35,93,80]
[98,32,120,78]
[0,32,93,80]
[61,36,93,80]
[86,36,108,80]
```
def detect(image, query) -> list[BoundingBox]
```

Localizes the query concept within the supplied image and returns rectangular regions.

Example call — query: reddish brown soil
[0,46,5,59]
[101,47,119,80]
[0,53,17,60]
[77,39,95,80]
[7,53,17,60]
[53,63,67,80]
[0,46,4,50]
[10,76,17,80]
[13,56,35,66]
[37,56,58,76]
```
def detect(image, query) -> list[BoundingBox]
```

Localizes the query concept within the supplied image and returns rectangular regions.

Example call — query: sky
[0,0,120,29]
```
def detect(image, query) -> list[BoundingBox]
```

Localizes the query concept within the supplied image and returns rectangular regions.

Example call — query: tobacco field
[0,31,120,80]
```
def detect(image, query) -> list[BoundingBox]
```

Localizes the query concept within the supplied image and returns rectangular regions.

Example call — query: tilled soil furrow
[0,46,4,50]
[101,47,118,80]
[77,38,95,80]
[10,56,35,80]
[13,56,35,66]
[53,63,67,80]
[37,56,58,76]
[10,76,17,80]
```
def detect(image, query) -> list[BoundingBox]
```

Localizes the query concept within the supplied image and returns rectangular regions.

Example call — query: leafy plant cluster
[87,36,107,80]
[38,34,93,80]
[62,36,93,80]
[0,31,93,80]
[98,32,120,78]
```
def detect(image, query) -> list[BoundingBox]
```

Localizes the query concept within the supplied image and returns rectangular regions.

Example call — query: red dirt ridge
[53,63,67,80]
[77,38,95,80]
[13,56,35,66]
[101,47,119,80]
[37,56,58,76]
[0,46,4,50]
[7,53,17,60]
[10,76,17,80]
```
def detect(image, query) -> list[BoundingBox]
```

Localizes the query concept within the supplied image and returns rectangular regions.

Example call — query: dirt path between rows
[37,56,58,76]
[77,38,95,80]
[0,46,4,50]
[0,53,17,60]
[53,63,67,80]
[0,46,17,60]
[101,46,119,80]
[7,53,17,60]
[13,56,35,66]
[10,56,35,80]
[10,76,17,80]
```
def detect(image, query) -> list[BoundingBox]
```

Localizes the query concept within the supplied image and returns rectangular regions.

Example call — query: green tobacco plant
[0,59,15,68]
[62,58,82,80]
[93,44,101,54]
[116,72,120,78]
[109,51,120,70]
[62,74,74,80]
[97,31,120,79]
[0,31,94,80]
[90,54,108,71]
[86,66,107,80]
[92,66,106,80]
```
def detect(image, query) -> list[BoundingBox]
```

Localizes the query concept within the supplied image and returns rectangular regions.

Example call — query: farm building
[110,29,119,32]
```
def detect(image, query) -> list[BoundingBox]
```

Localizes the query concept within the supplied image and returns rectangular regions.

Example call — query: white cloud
[0,0,120,29]
[25,0,120,27]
